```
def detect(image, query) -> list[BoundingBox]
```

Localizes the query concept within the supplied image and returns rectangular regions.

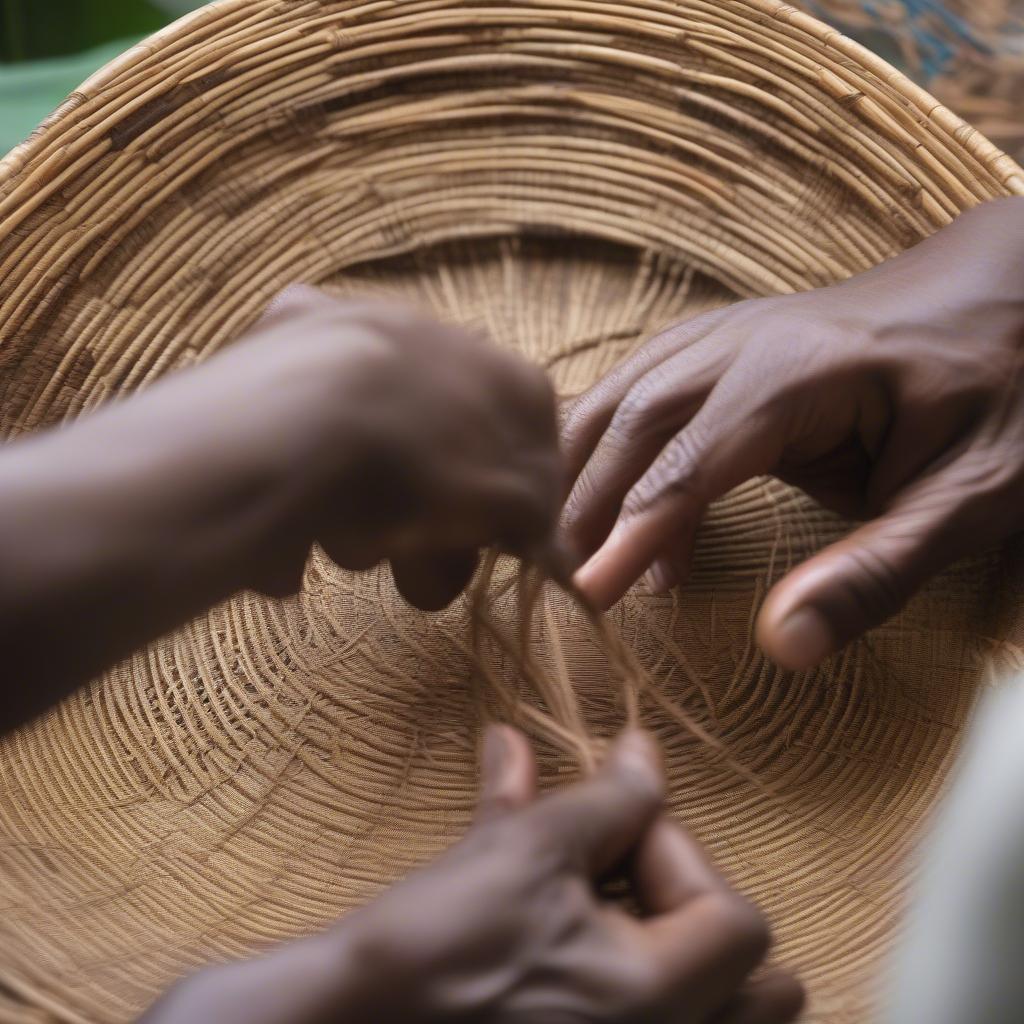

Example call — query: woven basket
[1,2,1023,1022]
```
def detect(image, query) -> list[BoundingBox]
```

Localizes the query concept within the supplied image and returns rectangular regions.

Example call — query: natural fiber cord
[1,2,1023,1023]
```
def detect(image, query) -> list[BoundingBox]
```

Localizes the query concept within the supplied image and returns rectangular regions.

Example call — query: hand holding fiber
[254,285,564,609]
[563,197,1024,668]
[141,727,803,1024]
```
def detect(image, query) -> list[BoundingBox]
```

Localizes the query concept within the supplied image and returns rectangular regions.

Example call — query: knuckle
[559,397,597,450]
[774,974,808,1021]
[661,423,708,479]
[498,354,556,417]
[707,892,772,964]
[950,353,1011,399]
[559,397,585,438]
[622,433,705,519]
[621,482,654,521]
[614,948,665,1008]
[654,305,732,349]
[562,472,594,528]
[523,370,559,429]
[611,376,663,437]
[838,545,913,622]
[907,459,1021,549]
[958,452,1022,507]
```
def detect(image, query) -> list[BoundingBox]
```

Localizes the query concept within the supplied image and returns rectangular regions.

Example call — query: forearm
[137,927,374,1024]
[0,339,348,734]
[0,287,561,735]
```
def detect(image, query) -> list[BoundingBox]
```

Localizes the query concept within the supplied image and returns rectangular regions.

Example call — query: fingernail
[482,726,509,778]
[610,731,664,800]
[644,559,676,595]
[572,551,607,603]
[612,729,659,771]
[573,530,627,609]
[772,606,835,670]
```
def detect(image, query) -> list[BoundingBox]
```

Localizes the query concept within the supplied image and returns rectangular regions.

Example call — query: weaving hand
[141,727,803,1024]
[0,287,560,731]
[257,285,562,609]
[563,197,1024,669]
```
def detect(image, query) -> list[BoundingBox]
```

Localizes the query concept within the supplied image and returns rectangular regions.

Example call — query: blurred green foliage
[0,1,206,154]
[0,39,140,151]
[1,0,166,62]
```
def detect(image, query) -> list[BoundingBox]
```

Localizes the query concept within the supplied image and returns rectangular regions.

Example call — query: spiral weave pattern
[0,2,1023,1022]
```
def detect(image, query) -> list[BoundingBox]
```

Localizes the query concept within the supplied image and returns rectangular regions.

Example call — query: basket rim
[1,0,1023,193]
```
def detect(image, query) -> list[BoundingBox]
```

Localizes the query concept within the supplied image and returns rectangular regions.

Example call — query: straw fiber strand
[0,2,1023,1022]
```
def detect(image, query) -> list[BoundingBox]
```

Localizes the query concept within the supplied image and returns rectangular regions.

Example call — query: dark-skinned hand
[562,196,1024,669]
[140,728,803,1024]
[259,285,562,609]
[0,285,561,731]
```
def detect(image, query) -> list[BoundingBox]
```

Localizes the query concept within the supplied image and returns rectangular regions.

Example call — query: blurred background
[0,0,1022,160]
[0,0,205,151]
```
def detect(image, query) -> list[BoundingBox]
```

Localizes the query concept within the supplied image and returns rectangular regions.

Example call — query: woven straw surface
[1,2,1024,1022]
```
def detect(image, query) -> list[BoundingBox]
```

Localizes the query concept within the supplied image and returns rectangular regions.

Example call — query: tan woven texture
[1,2,1024,1022]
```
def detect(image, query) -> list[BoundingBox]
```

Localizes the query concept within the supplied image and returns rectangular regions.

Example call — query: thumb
[475,725,538,825]
[532,729,665,876]
[756,479,972,670]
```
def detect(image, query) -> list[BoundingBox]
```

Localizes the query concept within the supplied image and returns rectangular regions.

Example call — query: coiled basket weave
[1,2,1023,1022]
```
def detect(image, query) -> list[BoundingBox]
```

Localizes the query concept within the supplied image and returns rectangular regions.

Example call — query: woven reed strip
[0,3,1022,1023]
